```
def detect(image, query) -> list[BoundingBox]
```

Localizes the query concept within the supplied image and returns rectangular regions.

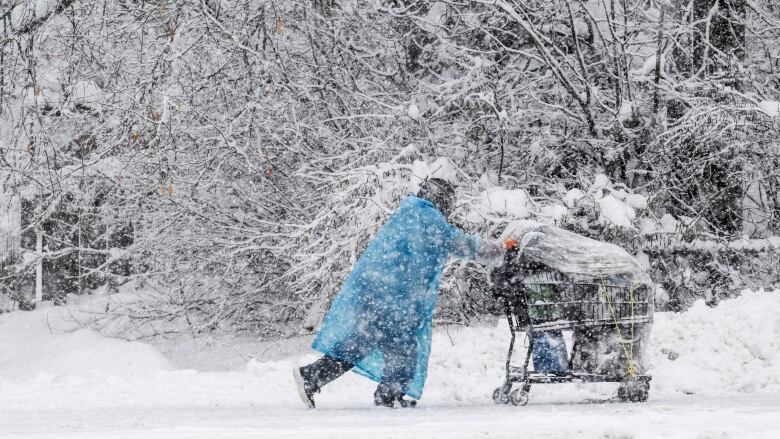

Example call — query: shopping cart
[490,226,654,406]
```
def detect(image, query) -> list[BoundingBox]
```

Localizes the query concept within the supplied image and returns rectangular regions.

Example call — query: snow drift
[649,290,780,395]
[0,304,171,381]
[0,289,777,409]
[249,289,780,403]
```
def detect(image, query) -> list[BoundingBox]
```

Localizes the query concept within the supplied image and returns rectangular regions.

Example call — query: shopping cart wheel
[509,388,530,406]
[617,381,649,403]
[492,386,510,405]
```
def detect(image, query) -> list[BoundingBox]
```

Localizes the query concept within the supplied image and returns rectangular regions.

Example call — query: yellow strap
[599,276,637,378]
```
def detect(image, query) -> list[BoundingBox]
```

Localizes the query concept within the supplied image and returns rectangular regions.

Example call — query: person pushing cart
[294,178,511,408]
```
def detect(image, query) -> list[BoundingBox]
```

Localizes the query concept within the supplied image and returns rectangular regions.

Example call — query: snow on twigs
[598,195,637,230]
[757,101,780,118]
[69,81,103,111]
[410,157,460,188]
[467,187,532,222]
[6,0,60,31]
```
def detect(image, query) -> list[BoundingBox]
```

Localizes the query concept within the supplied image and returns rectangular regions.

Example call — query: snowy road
[2,291,778,438]
[2,393,779,439]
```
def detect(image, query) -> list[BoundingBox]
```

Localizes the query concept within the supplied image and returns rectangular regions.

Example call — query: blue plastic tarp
[312,196,481,399]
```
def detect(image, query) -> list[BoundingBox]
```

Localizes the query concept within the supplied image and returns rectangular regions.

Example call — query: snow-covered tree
[1,0,777,330]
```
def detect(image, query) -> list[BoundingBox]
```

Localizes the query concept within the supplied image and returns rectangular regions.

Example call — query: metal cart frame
[491,250,653,406]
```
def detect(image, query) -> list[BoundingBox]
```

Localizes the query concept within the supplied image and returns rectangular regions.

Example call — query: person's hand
[503,238,518,250]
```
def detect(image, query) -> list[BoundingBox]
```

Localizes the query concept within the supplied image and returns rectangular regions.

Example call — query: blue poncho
[312,196,481,399]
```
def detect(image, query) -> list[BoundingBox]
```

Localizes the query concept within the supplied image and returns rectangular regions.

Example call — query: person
[293,178,509,408]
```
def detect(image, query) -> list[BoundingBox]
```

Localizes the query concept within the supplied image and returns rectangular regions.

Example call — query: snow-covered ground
[1,290,778,438]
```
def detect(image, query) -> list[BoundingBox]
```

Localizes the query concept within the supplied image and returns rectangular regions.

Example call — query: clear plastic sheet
[500,220,653,287]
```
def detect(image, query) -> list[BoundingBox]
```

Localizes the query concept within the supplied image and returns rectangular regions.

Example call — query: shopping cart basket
[490,228,654,406]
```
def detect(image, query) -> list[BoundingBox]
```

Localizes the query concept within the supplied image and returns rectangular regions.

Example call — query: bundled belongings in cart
[490,221,654,406]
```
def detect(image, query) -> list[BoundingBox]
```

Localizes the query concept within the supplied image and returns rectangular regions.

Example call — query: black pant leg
[377,334,418,396]
[301,355,355,390]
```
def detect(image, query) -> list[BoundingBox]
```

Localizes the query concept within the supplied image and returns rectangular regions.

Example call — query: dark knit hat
[417,178,456,218]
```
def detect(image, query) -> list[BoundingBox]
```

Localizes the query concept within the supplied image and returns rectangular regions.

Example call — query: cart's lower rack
[494,371,652,406]
[507,369,652,384]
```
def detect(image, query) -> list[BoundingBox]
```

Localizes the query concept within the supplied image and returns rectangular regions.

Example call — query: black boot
[374,383,417,408]
[294,356,355,409]
[293,367,319,409]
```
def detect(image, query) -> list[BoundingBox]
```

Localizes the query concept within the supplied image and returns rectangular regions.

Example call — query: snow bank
[0,292,778,439]
[247,289,779,404]
[649,290,780,395]
[0,289,776,410]
[0,304,171,381]
[428,290,780,402]
[384,290,780,402]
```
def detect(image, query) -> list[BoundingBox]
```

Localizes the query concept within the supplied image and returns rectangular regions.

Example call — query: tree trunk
[690,0,746,235]
[0,185,21,265]
[692,0,746,80]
